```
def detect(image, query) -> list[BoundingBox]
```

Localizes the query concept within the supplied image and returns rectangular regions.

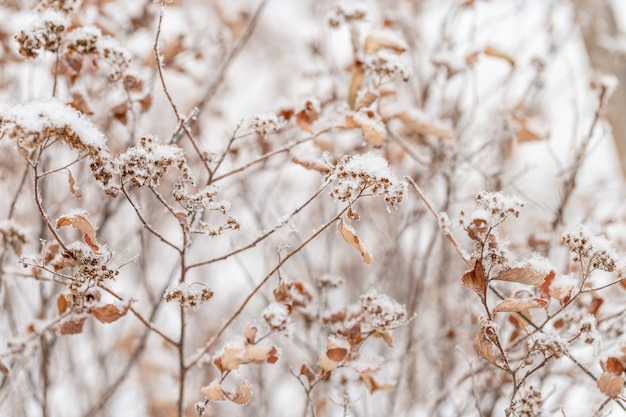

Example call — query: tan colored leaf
[57,294,68,315]
[396,112,453,139]
[538,270,556,300]
[214,347,243,372]
[59,316,87,335]
[112,101,128,125]
[338,219,373,264]
[225,378,252,405]
[515,117,545,142]
[201,380,226,401]
[67,170,82,199]
[243,345,279,364]
[56,211,100,253]
[483,45,515,66]
[300,363,316,383]
[320,354,338,373]
[90,303,130,324]
[244,325,257,344]
[373,331,394,347]
[494,265,551,286]
[493,298,548,313]
[474,321,498,366]
[364,35,406,54]
[138,94,152,113]
[360,371,394,393]
[461,258,486,298]
[361,123,385,147]
[68,92,93,115]
[291,156,331,174]
[356,91,378,109]
[598,371,624,398]
[348,64,364,110]
[326,337,349,362]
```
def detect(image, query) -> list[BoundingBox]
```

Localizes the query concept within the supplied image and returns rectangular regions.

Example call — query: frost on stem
[328,152,407,210]
[0,98,116,193]
[561,225,617,272]
[164,282,213,308]
[14,9,69,58]
[116,135,189,187]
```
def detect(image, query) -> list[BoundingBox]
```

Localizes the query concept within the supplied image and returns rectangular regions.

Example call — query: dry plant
[1,1,626,417]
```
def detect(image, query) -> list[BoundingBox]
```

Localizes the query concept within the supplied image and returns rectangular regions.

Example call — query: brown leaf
[243,345,279,364]
[296,100,319,133]
[360,371,394,393]
[338,219,373,264]
[515,117,545,142]
[90,303,129,324]
[0,360,9,374]
[214,347,243,372]
[493,298,548,313]
[605,357,625,375]
[244,325,257,344]
[57,294,68,315]
[538,271,556,300]
[598,371,624,398]
[59,316,87,335]
[225,378,252,405]
[364,35,406,54]
[320,354,338,373]
[291,156,331,174]
[326,337,349,362]
[112,101,128,125]
[300,363,316,383]
[56,211,100,253]
[201,380,226,401]
[589,295,604,316]
[138,94,152,113]
[348,64,364,110]
[494,265,551,286]
[67,170,82,199]
[361,123,385,147]
[461,258,486,299]
[474,321,498,366]
[68,92,93,115]
[483,45,515,66]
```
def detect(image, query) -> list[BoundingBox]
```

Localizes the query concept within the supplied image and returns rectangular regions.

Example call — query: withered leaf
[461,258,486,299]
[373,331,394,347]
[243,344,279,364]
[493,298,548,313]
[338,219,373,264]
[214,347,243,372]
[605,357,625,375]
[296,100,319,133]
[598,371,624,398]
[90,303,130,324]
[56,210,100,253]
[515,117,545,142]
[356,91,378,109]
[360,371,394,393]
[244,325,257,344]
[201,380,226,401]
[0,360,9,374]
[320,354,338,373]
[224,378,252,405]
[396,112,453,139]
[326,337,349,362]
[57,294,68,315]
[361,122,385,147]
[474,321,498,366]
[67,170,82,199]
[59,316,87,335]
[300,363,316,383]
[494,265,551,286]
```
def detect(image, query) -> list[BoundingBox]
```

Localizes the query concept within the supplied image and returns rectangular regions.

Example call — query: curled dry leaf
[475,321,498,366]
[67,170,82,199]
[244,325,257,344]
[461,257,486,299]
[338,219,373,264]
[0,360,9,375]
[483,45,515,66]
[493,298,548,313]
[515,116,546,143]
[320,354,338,373]
[360,371,394,393]
[56,210,100,253]
[361,122,385,147]
[296,100,320,133]
[373,331,394,347]
[59,315,87,335]
[494,264,551,286]
[598,371,624,398]
[605,357,625,375]
[90,303,130,324]
[57,294,68,315]
[242,344,279,364]
[348,64,364,110]
[300,363,316,383]
[214,347,242,372]
[225,378,252,405]
[356,91,378,109]
[201,380,226,401]
[364,35,406,54]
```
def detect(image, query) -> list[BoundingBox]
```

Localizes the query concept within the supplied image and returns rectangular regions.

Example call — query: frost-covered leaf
[59,315,87,335]
[356,91,378,109]
[214,347,243,372]
[326,336,349,362]
[56,210,100,253]
[57,294,68,315]
[475,320,498,366]
[242,345,279,364]
[225,378,252,405]
[493,263,551,286]
[296,100,320,132]
[605,357,625,375]
[361,122,385,147]
[598,371,624,398]
[67,170,82,199]
[300,363,316,383]
[338,219,373,264]
[493,298,548,313]
[515,116,546,142]
[201,380,225,401]
[373,331,394,347]
[320,354,338,373]
[90,302,130,324]
[348,64,364,110]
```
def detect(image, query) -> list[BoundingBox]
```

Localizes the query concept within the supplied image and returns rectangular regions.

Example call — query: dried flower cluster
[562,225,617,272]
[164,282,214,308]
